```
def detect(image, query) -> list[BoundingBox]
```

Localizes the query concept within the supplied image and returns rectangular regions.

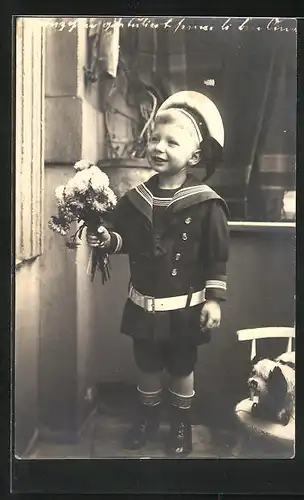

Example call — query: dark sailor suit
[104,172,230,348]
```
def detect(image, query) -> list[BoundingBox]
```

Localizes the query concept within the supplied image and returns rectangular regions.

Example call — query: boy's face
[147,110,201,175]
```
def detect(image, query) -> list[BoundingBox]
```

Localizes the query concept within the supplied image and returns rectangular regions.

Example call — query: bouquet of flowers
[48,160,117,283]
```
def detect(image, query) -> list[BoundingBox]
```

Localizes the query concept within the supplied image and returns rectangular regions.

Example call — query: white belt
[129,285,206,312]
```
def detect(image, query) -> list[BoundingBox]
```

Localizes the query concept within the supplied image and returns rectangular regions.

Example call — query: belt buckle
[144,295,155,313]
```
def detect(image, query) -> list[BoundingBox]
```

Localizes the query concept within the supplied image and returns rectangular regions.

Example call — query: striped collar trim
[128,177,226,217]
[135,180,215,205]
[168,185,216,209]
[135,183,153,207]
[153,196,172,207]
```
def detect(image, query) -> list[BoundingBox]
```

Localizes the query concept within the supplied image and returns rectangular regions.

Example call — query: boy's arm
[203,199,230,301]
[104,196,129,255]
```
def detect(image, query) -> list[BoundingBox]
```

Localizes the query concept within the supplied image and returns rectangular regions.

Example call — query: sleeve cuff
[205,277,227,301]
[107,231,123,254]
[112,232,123,253]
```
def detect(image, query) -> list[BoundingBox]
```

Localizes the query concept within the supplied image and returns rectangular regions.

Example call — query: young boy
[88,91,229,456]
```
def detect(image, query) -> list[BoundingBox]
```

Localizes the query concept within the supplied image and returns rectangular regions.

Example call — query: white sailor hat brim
[157,90,224,148]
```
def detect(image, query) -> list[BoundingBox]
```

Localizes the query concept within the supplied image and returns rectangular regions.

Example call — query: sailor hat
[156,90,224,148]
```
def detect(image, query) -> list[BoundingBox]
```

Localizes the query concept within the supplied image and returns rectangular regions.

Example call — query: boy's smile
[147,110,201,176]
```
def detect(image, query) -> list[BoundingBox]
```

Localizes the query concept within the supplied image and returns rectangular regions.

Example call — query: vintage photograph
[14,16,296,461]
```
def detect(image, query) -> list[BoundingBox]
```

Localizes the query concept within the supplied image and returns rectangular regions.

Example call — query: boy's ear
[188,149,201,167]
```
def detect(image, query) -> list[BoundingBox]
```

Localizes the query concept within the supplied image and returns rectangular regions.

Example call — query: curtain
[215,27,296,220]
[219,29,278,219]
[248,32,296,221]
[123,19,224,102]
[85,18,120,81]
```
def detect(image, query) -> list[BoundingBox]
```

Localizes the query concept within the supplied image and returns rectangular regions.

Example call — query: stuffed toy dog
[247,351,295,426]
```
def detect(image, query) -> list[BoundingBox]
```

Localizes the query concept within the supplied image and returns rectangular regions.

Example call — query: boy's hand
[200,300,221,331]
[87,226,111,248]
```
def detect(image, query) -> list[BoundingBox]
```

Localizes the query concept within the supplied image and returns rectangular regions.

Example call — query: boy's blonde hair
[154,91,225,181]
